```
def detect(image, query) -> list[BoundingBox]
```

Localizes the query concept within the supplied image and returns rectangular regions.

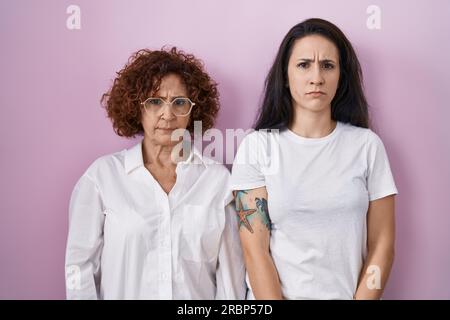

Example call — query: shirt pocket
[181,204,223,263]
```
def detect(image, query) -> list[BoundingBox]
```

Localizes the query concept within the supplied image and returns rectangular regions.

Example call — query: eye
[297,62,309,69]
[173,98,188,106]
[147,98,162,105]
[323,63,335,69]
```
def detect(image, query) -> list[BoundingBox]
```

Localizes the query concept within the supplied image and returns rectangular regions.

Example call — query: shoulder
[237,129,279,154]
[81,148,127,182]
[338,122,382,146]
[201,156,231,180]
[192,155,233,205]
[339,121,370,136]
[244,129,276,143]
[338,123,391,165]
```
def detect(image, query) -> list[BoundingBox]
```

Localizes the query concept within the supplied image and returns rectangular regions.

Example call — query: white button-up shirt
[65,141,246,299]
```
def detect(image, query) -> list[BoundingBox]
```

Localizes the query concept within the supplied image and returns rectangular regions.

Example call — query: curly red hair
[101,47,220,137]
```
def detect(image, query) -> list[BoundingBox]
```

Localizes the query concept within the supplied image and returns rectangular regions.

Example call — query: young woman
[231,18,397,300]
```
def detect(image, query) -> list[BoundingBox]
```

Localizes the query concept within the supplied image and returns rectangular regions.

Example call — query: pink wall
[0,0,449,299]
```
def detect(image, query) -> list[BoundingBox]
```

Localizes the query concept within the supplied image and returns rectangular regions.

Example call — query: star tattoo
[238,207,257,233]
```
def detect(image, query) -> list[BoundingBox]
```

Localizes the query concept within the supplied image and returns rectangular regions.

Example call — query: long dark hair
[254,18,369,130]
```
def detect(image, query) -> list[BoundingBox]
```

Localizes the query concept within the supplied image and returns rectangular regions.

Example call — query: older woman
[231,18,397,300]
[65,47,245,299]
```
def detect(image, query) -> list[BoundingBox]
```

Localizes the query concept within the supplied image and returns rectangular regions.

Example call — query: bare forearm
[354,246,394,300]
[244,250,283,300]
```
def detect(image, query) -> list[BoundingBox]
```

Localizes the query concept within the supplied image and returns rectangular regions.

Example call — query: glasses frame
[140,97,196,117]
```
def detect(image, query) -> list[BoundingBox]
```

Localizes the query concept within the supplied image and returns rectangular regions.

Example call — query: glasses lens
[143,97,192,116]
[144,98,163,111]
[171,98,192,116]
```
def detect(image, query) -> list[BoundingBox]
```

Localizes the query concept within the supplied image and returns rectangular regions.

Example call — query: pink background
[1,0,449,299]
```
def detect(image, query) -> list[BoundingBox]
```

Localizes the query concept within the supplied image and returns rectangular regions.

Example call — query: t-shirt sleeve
[231,132,266,190]
[366,131,398,201]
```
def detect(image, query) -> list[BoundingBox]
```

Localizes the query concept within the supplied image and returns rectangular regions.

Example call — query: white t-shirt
[230,121,398,300]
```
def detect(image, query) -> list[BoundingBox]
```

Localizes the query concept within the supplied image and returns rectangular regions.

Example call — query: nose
[159,103,176,121]
[310,64,324,86]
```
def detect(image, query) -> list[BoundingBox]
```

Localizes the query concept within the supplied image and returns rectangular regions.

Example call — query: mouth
[156,128,175,133]
[306,91,325,97]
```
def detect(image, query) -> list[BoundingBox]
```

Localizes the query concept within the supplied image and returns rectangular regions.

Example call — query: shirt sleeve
[215,193,247,299]
[65,174,105,300]
[366,131,398,201]
[231,132,267,190]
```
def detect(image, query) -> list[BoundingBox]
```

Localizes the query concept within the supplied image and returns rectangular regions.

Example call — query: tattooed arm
[234,187,283,300]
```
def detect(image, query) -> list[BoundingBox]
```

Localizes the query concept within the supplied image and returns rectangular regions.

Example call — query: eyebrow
[297,58,336,63]
[155,95,186,99]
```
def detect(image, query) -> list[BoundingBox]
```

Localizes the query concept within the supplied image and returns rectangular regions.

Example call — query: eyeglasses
[140,97,195,117]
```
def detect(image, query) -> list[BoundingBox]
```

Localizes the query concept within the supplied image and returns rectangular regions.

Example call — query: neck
[289,106,336,138]
[142,138,175,167]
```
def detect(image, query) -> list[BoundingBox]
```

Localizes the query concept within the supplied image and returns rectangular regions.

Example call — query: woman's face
[287,35,340,114]
[141,73,191,146]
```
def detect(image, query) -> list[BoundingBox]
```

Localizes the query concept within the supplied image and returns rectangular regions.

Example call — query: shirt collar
[124,140,207,174]
[124,141,144,174]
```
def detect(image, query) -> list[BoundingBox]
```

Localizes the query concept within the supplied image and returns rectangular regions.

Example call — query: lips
[307,91,325,95]
[307,91,325,97]
[156,128,175,133]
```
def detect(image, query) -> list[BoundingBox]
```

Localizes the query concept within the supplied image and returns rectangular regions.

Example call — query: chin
[302,104,328,113]
[155,136,174,145]
[156,135,181,146]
